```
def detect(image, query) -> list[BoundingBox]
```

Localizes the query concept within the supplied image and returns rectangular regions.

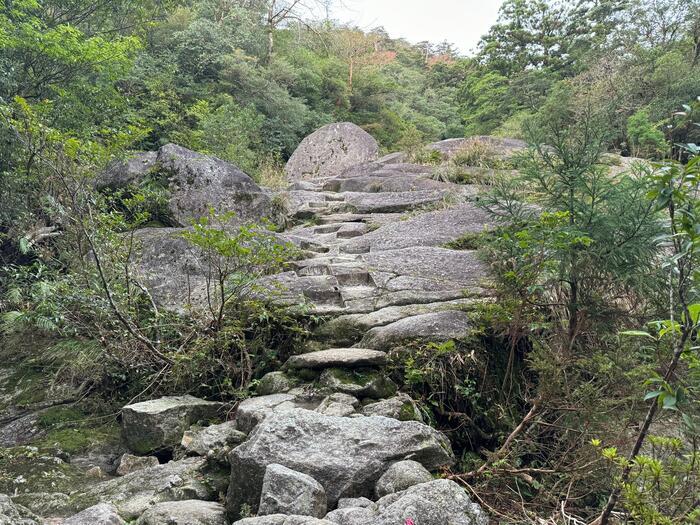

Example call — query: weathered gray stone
[344,204,491,253]
[375,460,433,497]
[285,123,379,180]
[375,152,407,165]
[343,190,449,214]
[71,457,226,520]
[314,299,479,347]
[336,497,373,509]
[234,394,299,434]
[257,372,293,395]
[181,421,246,460]
[318,368,396,399]
[116,454,160,476]
[285,348,387,370]
[324,479,488,525]
[0,494,39,525]
[12,492,70,516]
[158,143,273,227]
[63,503,125,525]
[323,174,448,194]
[95,151,158,191]
[129,227,207,311]
[225,408,454,518]
[122,395,223,454]
[362,247,489,291]
[234,516,334,525]
[361,393,423,422]
[315,393,359,417]
[259,464,327,518]
[360,311,471,350]
[135,500,227,525]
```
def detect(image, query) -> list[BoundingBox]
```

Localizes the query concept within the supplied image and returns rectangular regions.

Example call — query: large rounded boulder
[285,123,379,181]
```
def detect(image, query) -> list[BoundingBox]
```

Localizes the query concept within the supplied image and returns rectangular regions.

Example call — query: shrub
[626,109,667,158]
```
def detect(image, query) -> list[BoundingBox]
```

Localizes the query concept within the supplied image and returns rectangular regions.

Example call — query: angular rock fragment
[122,395,223,454]
[258,464,327,518]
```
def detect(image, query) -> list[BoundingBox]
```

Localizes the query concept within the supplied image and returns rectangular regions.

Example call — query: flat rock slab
[343,190,448,213]
[344,204,491,253]
[363,246,488,287]
[285,123,379,180]
[360,311,471,351]
[226,408,454,519]
[122,395,223,454]
[324,479,488,525]
[284,348,387,370]
[135,500,227,525]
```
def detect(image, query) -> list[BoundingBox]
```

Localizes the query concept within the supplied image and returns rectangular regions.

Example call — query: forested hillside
[1,1,700,524]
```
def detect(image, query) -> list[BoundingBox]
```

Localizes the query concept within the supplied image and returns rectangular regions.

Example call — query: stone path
[2,127,513,524]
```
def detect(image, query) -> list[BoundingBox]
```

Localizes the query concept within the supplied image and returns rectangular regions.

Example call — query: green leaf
[644,390,662,401]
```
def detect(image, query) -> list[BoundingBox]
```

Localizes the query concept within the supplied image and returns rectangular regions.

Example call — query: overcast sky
[330,0,505,55]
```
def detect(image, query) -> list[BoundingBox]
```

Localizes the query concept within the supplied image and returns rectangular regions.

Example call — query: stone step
[284,348,388,370]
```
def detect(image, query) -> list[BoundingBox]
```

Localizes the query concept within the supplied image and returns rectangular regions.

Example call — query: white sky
[331,0,505,55]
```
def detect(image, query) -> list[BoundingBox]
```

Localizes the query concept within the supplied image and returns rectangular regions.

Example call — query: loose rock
[122,395,223,454]
[226,408,454,518]
[361,393,423,422]
[324,479,488,525]
[258,464,327,518]
[374,460,433,497]
[181,421,246,461]
[257,372,293,395]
